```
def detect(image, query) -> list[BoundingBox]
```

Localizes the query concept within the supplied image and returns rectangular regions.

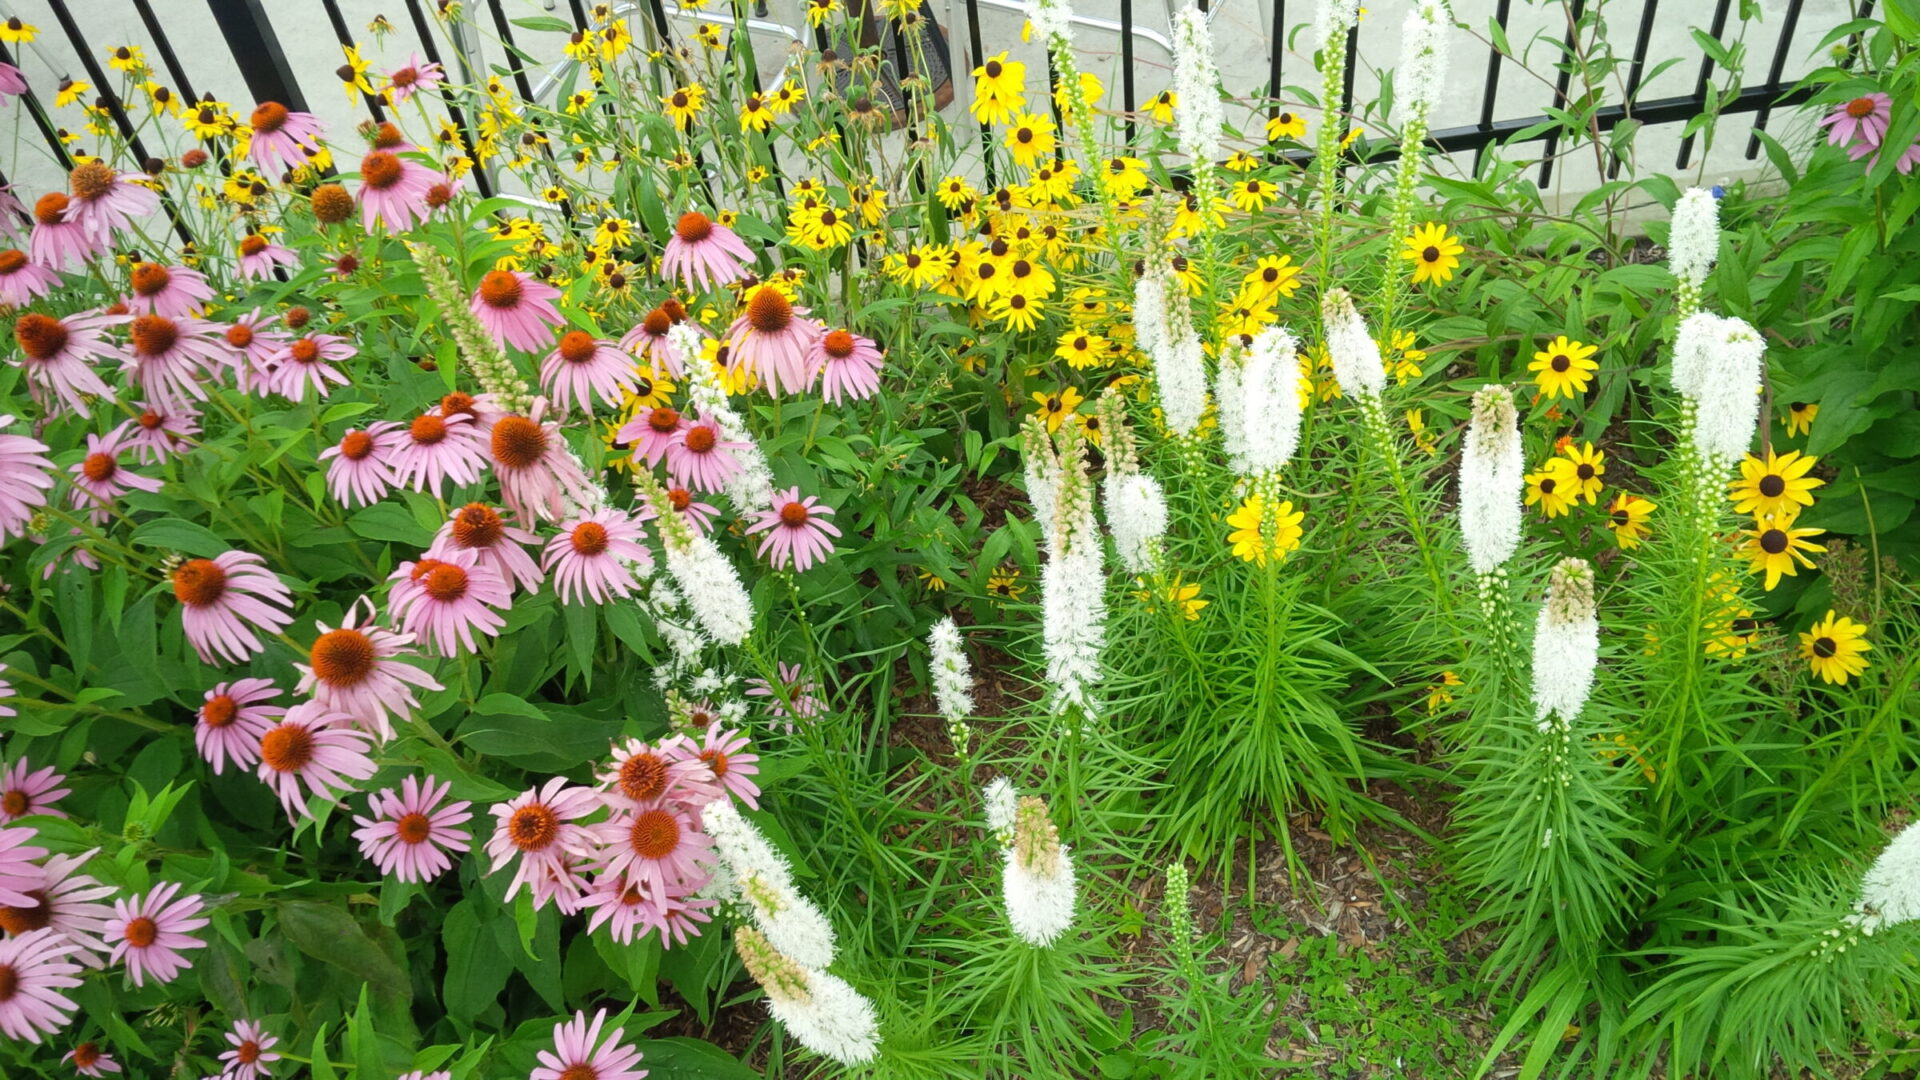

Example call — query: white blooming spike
[1459,385,1524,574]
[1321,288,1386,401]
[1530,558,1599,727]
[1855,820,1920,933]
[1671,312,1764,465]
[1668,187,1721,292]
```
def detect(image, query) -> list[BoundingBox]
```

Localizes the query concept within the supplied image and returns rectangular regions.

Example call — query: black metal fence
[0,0,1865,230]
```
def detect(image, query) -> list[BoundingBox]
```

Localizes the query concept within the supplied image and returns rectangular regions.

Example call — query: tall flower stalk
[1377,0,1452,340]
[1311,0,1362,289]
[410,242,533,413]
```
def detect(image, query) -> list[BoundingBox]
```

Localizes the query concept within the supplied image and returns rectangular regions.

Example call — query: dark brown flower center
[69,161,114,201]
[1577,464,1595,480]
[339,430,375,460]
[172,558,228,607]
[13,313,68,361]
[668,488,692,511]
[0,891,50,934]
[1760,529,1788,554]
[360,151,403,191]
[779,501,810,526]
[490,416,547,469]
[260,722,314,772]
[234,1042,261,1065]
[617,751,669,801]
[478,270,523,309]
[1813,636,1838,658]
[1846,97,1876,118]
[240,234,269,257]
[130,314,178,356]
[570,521,610,557]
[130,262,171,297]
[683,426,716,453]
[81,452,116,483]
[1551,354,1569,372]
[72,1044,101,1068]
[745,286,792,334]
[311,183,355,223]
[394,812,433,844]
[628,807,679,858]
[250,102,290,132]
[823,329,855,358]
[422,562,469,602]
[647,406,681,433]
[1758,474,1786,498]
[202,694,239,728]
[0,791,26,818]
[675,211,713,243]
[1422,245,1441,262]
[508,804,558,851]
[557,331,598,364]
[311,627,377,686]
[409,413,448,445]
[289,338,320,364]
[0,250,25,275]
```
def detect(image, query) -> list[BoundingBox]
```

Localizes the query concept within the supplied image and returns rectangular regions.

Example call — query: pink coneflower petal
[120,312,230,407]
[30,192,104,271]
[195,679,285,775]
[123,262,213,318]
[0,249,60,306]
[107,881,207,988]
[427,501,545,593]
[0,849,116,968]
[671,724,761,808]
[617,304,703,379]
[383,53,445,104]
[62,163,159,244]
[811,328,885,404]
[614,404,689,470]
[0,928,83,1042]
[246,101,326,171]
[352,774,473,884]
[470,270,565,353]
[387,547,513,655]
[294,596,444,743]
[169,549,295,666]
[485,778,601,913]
[218,1018,282,1080]
[67,431,163,525]
[0,823,47,908]
[598,735,718,812]
[666,416,747,494]
[541,329,642,415]
[236,234,300,282]
[725,284,824,395]
[0,757,70,822]
[358,150,445,234]
[255,700,379,822]
[541,508,652,605]
[0,416,54,544]
[266,331,355,402]
[660,211,755,292]
[10,310,117,417]
[744,661,824,731]
[320,421,404,508]
[112,400,202,465]
[530,1009,650,1080]
[487,403,595,523]
[746,487,842,572]
[387,406,490,498]
[220,308,291,393]
[62,1041,122,1076]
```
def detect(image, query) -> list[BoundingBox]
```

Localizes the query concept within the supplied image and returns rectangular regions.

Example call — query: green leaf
[511,14,576,32]
[130,517,230,558]
[348,502,436,546]
[628,1038,757,1079]
[278,900,412,1000]
[442,899,512,1023]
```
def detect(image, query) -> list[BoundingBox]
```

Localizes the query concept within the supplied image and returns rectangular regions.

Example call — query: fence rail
[0,0,1864,245]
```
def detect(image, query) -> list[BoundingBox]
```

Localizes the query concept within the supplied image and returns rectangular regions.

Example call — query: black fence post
[204,0,312,113]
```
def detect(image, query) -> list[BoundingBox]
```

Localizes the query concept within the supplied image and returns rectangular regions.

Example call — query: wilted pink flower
[68,431,163,524]
[667,416,746,493]
[320,421,404,507]
[294,597,444,742]
[542,330,642,415]
[255,700,379,821]
[63,162,159,243]
[123,262,213,318]
[674,725,760,808]
[661,210,754,291]
[543,509,652,605]
[247,101,325,170]
[357,150,443,234]
[194,679,284,774]
[108,882,207,987]
[530,1009,649,1080]
[383,53,445,103]
[169,550,295,666]
[29,192,101,271]
[352,774,473,883]
[387,548,512,655]
[121,312,229,407]
[598,736,717,811]
[0,62,24,104]
[745,661,824,729]
[428,502,544,594]
[0,757,69,822]
[0,416,53,543]
[486,778,601,912]
[0,823,45,907]
[1847,132,1920,175]
[748,487,841,571]
[236,233,298,282]
[218,1018,281,1080]
[812,328,884,404]
[112,401,202,465]
[387,407,489,498]
[266,331,354,401]
[0,849,116,966]
[10,310,117,416]
[63,1041,121,1076]
[1822,92,1892,148]
[0,928,82,1042]
[726,283,823,395]
[471,270,564,352]
[487,406,595,523]
[0,248,59,306]
[614,405,688,469]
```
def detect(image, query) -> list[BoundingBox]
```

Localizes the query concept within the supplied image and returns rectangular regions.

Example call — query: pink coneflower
[63,1042,121,1076]
[618,306,697,378]
[542,330,641,415]
[62,162,159,244]
[388,549,512,655]
[813,328,884,404]
[123,262,213,318]
[107,882,206,987]
[122,312,228,406]
[30,193,101,271]
[0,248,59,306]
[599,736,718,811]
[388,408,489,498]
[112,401,201,464]
[0,62,24,103]
[236,233,298,282]
[11,310,117,416]
[357,150,443,234]
[745,662,824,728]
[0,757,70,822]
[218,1019,281,1080]
[651,889,715,946]
[661,210,755,291]
[667,416,746,493]
[0,187,23,247]
[542,509,652,605]
[0,849,116,966]
[294,599,443,742]
[352,774,473,883]
[255,700,378,821]
[470,270,564,353]
[0,664,13,718]
[246,101,325,171]
[748,487,841,571]
[487,406,595,523]
[615,405,688,469]
[1848,132,1920,175]
[676,725,760,808]
[0,416,53,543]
[169,550,295,666]
[726,283,823,395]
[658,484,719,536]
[0,928,82,1042]
[194,679,284,774]
[383,53,445,103]
[68,431,162,524]
[0,824,45,907]
[579,878,665,945]
[1822,92,1892,148]
[266,331,354,401]
[593,803,713,902]
[531,1009,650,1080]
[220,308,290,393]
[320,421,403,507]
[33,528,98,579]
[428,502,544,593]
[398,1073,451,1080]
[486,779,601,911]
